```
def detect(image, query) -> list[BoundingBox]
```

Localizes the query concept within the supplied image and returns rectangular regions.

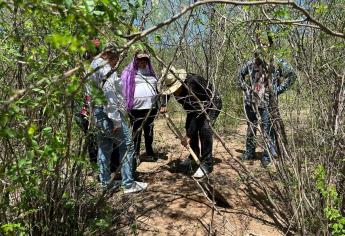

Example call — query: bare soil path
[115,117,284,236]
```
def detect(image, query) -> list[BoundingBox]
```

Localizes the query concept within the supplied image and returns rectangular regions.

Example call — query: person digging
[159,66,222,178]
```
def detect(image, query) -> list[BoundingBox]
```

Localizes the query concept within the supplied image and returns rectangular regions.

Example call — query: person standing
[121,51,158,159]
[159,66,222,178]
[237,52,297,167]
[77,37,119,172]
[87,44,148,193]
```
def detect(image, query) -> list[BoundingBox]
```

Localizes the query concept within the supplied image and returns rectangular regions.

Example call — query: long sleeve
[103,82,122,128]
[276,60,297,95]
[86,58,107,97]
[88,57,124,128]
[185,113,198,138]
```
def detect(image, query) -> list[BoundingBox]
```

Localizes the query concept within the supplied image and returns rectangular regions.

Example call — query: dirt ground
[112,117,286,236]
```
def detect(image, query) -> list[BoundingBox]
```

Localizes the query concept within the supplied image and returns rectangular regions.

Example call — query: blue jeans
[244,105,277,162]
[93,108,134,188]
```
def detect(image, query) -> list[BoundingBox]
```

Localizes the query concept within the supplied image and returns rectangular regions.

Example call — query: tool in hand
[164,113,230,208]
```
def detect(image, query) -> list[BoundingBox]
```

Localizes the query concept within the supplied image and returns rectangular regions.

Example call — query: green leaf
[313,3,328,14]
[93,10,104,16]
[9,104,20,114]
[32,88,46,94]
[95,219,110,229]
[64,0,73,9]
[242,6,250,12]
[1,223,25,235]
[274,7,290,19]
[42,127,52,136]
[0,127,16,138]
[85,0,95,12]
[100,0,110,4]
[19,158,32,168]
[115,29,123,35]
[67,76,79,94]
[137,0,144,8]
[154,35,162,43]
[0,114,8,126]
[28,124,37,137]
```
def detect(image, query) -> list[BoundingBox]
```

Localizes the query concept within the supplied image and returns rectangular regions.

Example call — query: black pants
[129,108,157,156]
[186,116,214,172]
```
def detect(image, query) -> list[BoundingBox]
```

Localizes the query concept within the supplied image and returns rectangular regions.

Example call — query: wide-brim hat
[159,66,187,95]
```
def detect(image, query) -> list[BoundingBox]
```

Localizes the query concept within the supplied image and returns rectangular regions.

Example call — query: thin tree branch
[123,0,344,46]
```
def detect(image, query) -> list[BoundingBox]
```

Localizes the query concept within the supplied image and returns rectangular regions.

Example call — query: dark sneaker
[179,157,197,173]
[144,152,158,162]
[146,149,155,157]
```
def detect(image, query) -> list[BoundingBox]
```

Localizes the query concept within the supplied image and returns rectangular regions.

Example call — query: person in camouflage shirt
[237,53,297,167]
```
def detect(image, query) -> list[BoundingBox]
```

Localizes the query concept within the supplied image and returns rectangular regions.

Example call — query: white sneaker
[192,166,208,178]
[124,181,148,194]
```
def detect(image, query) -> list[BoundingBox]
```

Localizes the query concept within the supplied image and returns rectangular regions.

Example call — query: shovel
[164,113,230,208]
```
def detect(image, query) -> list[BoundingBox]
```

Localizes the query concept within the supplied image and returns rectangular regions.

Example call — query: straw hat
[159,66,187,95]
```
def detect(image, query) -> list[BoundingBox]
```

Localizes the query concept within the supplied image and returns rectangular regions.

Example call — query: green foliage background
[0,0,344,235]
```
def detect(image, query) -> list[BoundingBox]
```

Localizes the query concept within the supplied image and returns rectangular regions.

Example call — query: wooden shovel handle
[164,113,200,165]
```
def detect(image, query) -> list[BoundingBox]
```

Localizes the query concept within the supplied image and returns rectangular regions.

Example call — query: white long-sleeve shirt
[86,57,126,127]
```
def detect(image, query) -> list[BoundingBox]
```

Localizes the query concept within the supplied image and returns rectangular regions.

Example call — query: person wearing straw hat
[159,66,222,178]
